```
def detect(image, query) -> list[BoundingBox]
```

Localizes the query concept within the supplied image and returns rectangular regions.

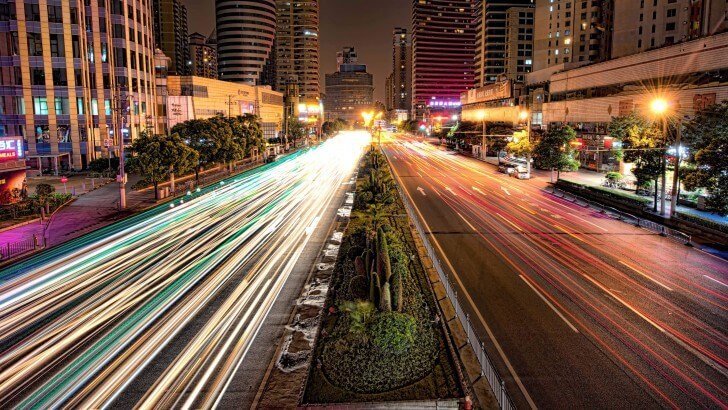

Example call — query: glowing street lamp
[650,97,672,216]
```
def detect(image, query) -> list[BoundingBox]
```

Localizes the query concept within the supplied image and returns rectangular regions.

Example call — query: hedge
[556,179,650,209]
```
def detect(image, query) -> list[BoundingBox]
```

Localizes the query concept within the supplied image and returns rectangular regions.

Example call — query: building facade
[165,76,284,141]
[528,32,728,171]
[504,6,535,82]
[188,32,217,79]
[533,0,613,71]
[390,27,412,117]
[411,0,476,120]
[325,48,373,123]
[0,0,158,172]
[153,0,189,75]
[612,0,727,58]
[275,0,320,100]
[474,0,534,86]
[215,0,276,85]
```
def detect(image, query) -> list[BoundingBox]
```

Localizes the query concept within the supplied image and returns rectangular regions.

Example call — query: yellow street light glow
[651,98,669,115]
[519,110,529,121]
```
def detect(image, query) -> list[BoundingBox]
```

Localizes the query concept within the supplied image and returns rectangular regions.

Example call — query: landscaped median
[302,146,465,405]
[555,178,651,212]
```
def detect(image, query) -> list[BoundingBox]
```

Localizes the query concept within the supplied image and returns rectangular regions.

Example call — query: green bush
[371,312,416,354]
[605,171,623,182]
[556,179,649,209]
[35,183,54,198]
[88,157,120,173]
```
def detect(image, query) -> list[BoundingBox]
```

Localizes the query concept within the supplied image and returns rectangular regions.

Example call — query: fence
[547,186,692,246]
[0,235,41,261]
[395,183,516,410]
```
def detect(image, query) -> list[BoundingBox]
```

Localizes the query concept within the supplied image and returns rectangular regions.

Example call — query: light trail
[384,136,727,408]
[0,131,370,409]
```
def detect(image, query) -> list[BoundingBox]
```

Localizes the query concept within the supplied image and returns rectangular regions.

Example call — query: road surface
[0,132,368,408]
[384,137,727,409]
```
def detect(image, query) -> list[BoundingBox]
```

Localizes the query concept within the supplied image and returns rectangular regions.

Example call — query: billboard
[461,80,512,105]
[0,137,24,162]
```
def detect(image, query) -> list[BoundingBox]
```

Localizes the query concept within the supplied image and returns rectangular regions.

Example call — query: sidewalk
[467,150,727,226]
[0,157,268,262]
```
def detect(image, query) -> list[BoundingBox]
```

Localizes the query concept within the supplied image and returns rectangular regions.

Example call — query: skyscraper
[216,0,276,85]
[533,0,613,71]
[189,32,218,79]
[411,0,476,120]
[325,47,374,123]
[153,0,190,75]
[611,0,727,58]
[275,0,320,100]
[0,0,157,171]
[390,28,412,115]
[473,0,534,86]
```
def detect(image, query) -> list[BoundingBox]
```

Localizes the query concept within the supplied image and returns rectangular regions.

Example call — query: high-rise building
[474,0,534,86]
[411,0,476,120]
[153,0,190,75]
[385,73,395,112]
[0,0,158,172]
[188,32,218,79]
[533,0,613,72]
[216,0,276,85]
[390,28,412,115]
[504,7,535,82]
[325,48,374,123]
[337,47,358,66]
[612,0,727,58]
[275,0,320,100]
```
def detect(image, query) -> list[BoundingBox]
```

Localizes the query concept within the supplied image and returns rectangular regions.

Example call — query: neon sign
[0,137,23,162]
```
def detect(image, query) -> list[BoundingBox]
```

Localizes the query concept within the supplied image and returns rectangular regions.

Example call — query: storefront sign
[461,80,512,105]
[0,137,24,162]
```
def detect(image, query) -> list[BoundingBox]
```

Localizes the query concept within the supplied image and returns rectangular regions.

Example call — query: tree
[162,133,199,192]
[207,116,244,171]
[609,112,664,209]
[681,102,728,215]
[172,119,217,181]
[533,125,579,179]
[287,118,306,146]
[400,119,419,134]
[237,114,265,157]
[127,133,199,200]
[127,133,169,200]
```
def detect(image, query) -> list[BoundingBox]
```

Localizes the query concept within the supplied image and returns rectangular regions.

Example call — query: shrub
[371,312,417,355]
[35,183,54,198]
[605,171,623,182]
[88,157,120,173]
[675,212,728,234]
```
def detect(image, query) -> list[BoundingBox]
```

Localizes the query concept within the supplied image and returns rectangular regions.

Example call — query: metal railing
[0,235,41,261]
[547,186,692,246]
[395,183,516,410]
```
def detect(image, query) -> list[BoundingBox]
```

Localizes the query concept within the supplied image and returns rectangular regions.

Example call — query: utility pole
[113,86,130,210]
[481,118,487,160]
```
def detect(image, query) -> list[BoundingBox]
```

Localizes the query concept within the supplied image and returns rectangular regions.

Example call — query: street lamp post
[670,119,683,217]
[651,97,669,216]
[478,111,487,160]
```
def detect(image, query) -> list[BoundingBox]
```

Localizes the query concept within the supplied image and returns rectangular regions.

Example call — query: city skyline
[186,0,409,102]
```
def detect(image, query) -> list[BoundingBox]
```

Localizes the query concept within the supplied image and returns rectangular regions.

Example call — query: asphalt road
[0,132,368,408]
[384,136,727,409]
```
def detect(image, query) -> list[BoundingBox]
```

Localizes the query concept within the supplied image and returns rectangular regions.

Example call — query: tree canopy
[608,112,664,189]
[127,132,199,199]
[533,125,579,172]
[681,102,728,215]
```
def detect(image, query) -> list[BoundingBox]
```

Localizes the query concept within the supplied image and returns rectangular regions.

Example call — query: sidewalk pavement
[0,174,153,250]
[0,156,271,260]
[470,152,727,225]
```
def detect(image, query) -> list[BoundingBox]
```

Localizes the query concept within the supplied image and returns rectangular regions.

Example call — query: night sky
[185,0,410,102]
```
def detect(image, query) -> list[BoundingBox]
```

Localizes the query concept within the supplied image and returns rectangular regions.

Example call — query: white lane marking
[501,186,511,196]
[445,186,456,196]
[704,275,728,288]
[618,261,673,292]
[520,275,579,333]
[473,186,484,195]
[389,164,537,409]
[305,216,321,236]
[417,186,427,196]
[456,212,478,232]
[568,212,609,232]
